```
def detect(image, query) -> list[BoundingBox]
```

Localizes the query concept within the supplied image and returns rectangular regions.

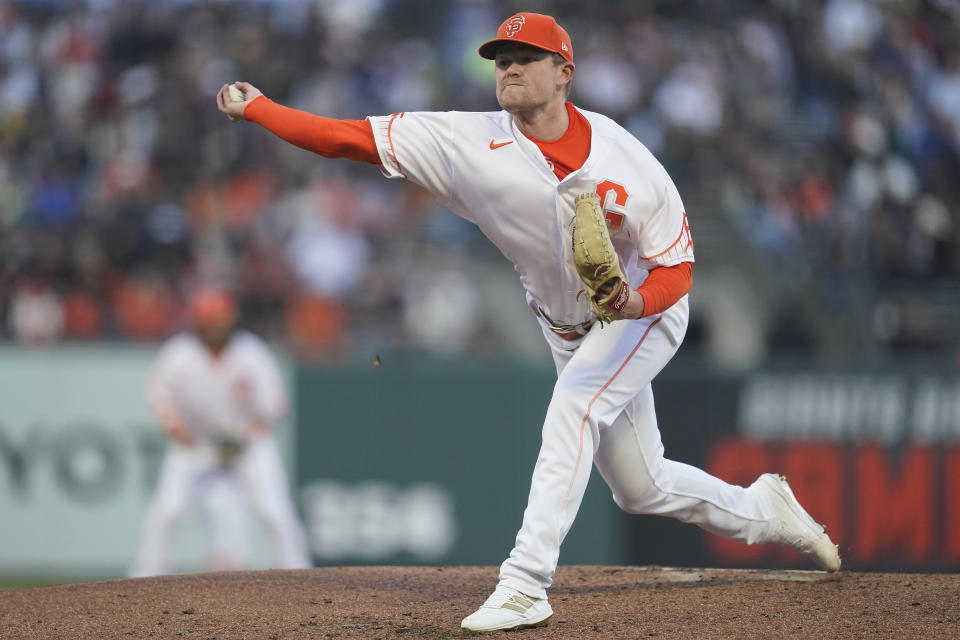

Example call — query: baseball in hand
[228,83,245,102]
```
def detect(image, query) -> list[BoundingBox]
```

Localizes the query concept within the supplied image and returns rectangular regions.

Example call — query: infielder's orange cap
[189,287,237,326]
[478,12,573,63]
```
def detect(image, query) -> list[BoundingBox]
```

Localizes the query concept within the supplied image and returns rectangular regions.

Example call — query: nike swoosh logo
[489,139,514,150]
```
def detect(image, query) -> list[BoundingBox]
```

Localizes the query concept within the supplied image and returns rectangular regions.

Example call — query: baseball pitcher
[129,288,311,576]
[217,12,839,632]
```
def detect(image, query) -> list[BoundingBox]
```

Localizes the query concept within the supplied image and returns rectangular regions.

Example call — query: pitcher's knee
[548,383,591,413]
[612,483,666,515]
[545,385,601,434]
[608,461,678,515]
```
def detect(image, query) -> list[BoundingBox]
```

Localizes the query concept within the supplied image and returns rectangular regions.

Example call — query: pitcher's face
[495,44,571,113]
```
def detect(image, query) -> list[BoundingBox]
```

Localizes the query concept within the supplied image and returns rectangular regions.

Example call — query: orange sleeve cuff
[636,262,693,317]
[243,95,380,165]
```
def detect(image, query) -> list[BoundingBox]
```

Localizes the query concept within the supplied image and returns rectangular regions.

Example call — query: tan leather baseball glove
[571,192,630,323]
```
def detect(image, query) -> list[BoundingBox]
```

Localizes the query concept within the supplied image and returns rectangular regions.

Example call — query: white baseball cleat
[755,473,841,572]
[461,585,553,632]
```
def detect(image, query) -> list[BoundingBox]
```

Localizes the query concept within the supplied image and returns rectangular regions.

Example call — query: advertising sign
[0,346,292,577]
[621,364,960,571]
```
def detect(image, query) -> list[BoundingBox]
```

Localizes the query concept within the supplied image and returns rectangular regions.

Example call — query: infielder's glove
[216,436,247,469]
[571,192,630,323]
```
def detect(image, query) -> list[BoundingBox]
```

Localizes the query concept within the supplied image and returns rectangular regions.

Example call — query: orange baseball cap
[478,12,573,62]
[189,288,237,326]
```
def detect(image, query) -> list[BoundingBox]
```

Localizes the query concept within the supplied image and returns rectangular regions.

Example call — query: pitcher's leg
[498,386,599,599]
[499,314,680,598]
[594,386,772,543]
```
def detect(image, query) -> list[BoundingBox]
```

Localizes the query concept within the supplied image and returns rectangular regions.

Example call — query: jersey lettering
[595,180,629,233]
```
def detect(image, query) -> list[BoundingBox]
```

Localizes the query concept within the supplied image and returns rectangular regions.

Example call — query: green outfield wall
[296,355,960,572]
[295,357,627,566]
[3,345,957,579]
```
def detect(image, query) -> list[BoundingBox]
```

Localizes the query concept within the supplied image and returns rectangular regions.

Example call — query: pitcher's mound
[1,565,957,639]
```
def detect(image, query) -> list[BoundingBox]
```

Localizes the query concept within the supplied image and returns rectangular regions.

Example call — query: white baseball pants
[129,435,311,576]
[499,299,775,598]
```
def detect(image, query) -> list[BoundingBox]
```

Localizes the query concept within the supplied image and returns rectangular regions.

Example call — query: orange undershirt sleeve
[243,95,380,165]
[242,96,690,317]
[636,262,693,317]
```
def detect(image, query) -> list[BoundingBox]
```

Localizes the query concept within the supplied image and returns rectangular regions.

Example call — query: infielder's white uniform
[368,107,777,598]
[129,330,311,576]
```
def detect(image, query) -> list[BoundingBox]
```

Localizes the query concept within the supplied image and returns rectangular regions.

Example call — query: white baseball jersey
[366,105,782,602]
[147,330,288,441]
[368,106,694,347]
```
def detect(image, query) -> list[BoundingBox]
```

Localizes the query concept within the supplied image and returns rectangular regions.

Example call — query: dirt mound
[1,566,956,639]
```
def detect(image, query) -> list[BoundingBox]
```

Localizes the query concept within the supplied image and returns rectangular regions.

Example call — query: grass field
[0,577,87,591]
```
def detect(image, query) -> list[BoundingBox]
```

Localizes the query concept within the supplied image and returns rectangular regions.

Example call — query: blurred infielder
[217,12,840,631]
[129,288,311,577]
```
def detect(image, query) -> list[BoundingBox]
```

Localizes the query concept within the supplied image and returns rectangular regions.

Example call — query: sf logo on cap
[505,15,525,37]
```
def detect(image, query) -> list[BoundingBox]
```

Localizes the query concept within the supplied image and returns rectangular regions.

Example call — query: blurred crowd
[1,0,958,360]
